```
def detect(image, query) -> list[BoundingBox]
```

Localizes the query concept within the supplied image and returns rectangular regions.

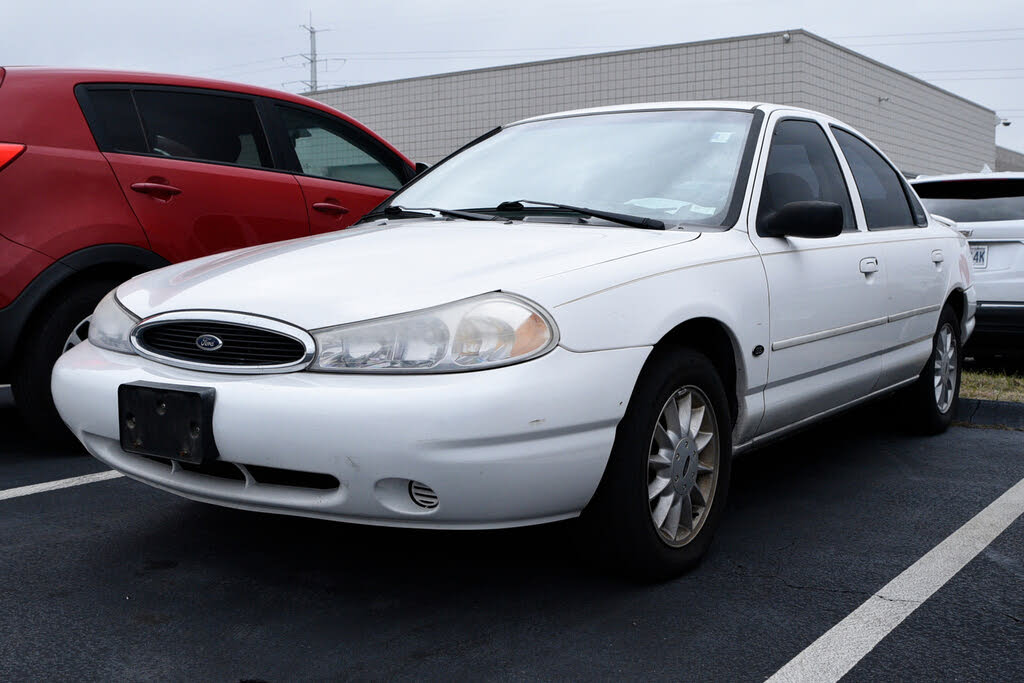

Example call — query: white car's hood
[118,220,699,329]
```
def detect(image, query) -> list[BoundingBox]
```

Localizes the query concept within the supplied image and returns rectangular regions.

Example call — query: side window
[132,90,272,168]
[79,89,147,154]
[831,128,916,230]
[277,105,403,190]
[758,119,855,232]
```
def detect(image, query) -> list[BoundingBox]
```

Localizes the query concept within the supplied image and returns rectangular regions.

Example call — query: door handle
[130,181,182,197]
[859,257,879,274]
[931,249,944,263]
[312,201,350,216]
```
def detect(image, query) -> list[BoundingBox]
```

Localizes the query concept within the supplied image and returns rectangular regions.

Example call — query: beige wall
[996,145,1024,171]
[313,30,995,174]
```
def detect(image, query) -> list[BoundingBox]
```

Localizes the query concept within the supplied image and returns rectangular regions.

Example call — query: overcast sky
[4,0,1024,154]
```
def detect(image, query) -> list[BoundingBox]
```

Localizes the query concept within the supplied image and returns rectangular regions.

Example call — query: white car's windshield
[388,109,757,228]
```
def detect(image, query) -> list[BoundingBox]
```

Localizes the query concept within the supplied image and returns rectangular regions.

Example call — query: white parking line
[768,476,1024,683]
[0,470,124,501]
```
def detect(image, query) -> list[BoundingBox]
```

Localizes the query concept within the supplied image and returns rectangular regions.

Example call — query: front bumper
[52,342,650,529]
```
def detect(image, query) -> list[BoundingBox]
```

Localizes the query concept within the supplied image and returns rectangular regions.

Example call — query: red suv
[0,67,415,439]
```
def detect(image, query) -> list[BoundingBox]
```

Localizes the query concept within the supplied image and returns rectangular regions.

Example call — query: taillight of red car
[0,142,25,171]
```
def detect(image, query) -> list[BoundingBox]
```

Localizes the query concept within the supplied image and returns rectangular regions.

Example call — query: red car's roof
[2,66,413,167]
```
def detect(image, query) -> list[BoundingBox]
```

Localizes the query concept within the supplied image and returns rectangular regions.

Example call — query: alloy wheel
[647,385,720,547]
[933,322,958,414]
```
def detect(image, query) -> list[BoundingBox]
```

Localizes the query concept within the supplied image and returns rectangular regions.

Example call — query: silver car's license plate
[970,245,988,269]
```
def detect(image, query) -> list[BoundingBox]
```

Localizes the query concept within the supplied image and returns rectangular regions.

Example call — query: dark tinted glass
[832,128,914,229]
[85,89,146,154]
[277,106,402,190]
[757,119,854,231]
[133,90,272,168]
[915,179,1024,222]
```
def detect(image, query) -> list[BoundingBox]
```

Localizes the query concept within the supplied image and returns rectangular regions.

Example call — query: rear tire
[582,348,733,581]
[11,278,121,446]
[908,305,962,435]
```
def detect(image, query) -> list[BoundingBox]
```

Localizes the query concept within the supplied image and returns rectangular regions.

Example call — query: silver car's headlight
[87,289,139,354]
[310,293,558,373]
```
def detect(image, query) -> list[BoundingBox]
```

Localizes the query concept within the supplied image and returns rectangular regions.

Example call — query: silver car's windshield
[388,109,757,228]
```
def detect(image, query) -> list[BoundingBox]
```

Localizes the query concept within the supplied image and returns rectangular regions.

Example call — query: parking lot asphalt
[1,386,1022,681]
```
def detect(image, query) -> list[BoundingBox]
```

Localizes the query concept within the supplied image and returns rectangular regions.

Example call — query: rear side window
[832,128,916,230]
[80,89,147,154]
[133,90,272,168]
[277,105,403,190]
[914,179,1024,223]
[757,119,855,232]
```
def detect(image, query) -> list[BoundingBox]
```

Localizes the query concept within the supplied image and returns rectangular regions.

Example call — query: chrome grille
[132,316,313,373]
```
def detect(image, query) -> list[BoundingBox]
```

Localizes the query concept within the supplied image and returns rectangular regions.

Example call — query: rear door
[832,127,946,387]
[266,102,410,234]
[77,86,310,263]
[748,114,890,436]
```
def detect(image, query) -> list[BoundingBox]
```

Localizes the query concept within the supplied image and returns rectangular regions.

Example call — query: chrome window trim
[130,310,316,374]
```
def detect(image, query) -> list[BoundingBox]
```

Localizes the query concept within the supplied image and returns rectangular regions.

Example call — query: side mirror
[414,162,430,175]
[759,201,843,239]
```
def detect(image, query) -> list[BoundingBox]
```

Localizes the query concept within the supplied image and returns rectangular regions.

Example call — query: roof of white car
[911,171,1024,183]
[510,101,822,126]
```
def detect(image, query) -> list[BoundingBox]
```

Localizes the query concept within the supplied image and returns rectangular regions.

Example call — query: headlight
[87,289,139,354]
[311,293,557,373]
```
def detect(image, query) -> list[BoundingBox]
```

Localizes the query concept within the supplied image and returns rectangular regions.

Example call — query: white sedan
[53,102,976,578]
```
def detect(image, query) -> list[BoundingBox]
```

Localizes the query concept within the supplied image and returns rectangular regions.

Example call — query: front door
[749,115,889,436]
[271,103,408,234]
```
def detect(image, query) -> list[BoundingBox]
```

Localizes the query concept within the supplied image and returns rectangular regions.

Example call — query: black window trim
[76,83,285,174]
[266,100,415,190]
[829,125,926,230]
[755,115,857,237]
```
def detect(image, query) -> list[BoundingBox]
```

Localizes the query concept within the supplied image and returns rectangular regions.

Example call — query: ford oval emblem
[195,334,223,351]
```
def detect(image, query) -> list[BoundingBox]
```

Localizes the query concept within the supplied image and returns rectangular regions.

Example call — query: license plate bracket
[118,381,218,464]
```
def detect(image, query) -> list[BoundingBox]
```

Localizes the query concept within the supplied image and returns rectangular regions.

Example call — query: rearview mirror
[758,201,843,239]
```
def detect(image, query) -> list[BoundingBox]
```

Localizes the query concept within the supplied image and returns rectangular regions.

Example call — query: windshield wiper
[360,205,499,223]
[491,199,665,230]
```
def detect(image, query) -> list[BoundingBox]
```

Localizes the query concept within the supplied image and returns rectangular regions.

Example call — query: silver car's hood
[117,220,699,329]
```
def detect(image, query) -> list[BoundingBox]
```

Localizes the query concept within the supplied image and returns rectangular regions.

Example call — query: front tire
[583,348,733,580]
[12,278,121,445]
[909,304,962,435]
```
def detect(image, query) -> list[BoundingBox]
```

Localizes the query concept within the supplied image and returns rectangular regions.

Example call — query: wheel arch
[944,287,966,323]
[650,316,743,427]
[1,244,170,378]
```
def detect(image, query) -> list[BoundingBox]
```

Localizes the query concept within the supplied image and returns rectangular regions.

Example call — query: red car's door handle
[312,202,350,216]
[130,182,182,197]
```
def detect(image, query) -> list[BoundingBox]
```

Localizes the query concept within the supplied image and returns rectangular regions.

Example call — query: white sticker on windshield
[689,204,717,215]
[709,132,733,143]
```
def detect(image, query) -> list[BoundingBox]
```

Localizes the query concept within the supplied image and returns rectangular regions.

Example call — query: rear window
[914,179,1024,223]
[832,127,918,229]
[133,90,272,168]
[82,89,147,154]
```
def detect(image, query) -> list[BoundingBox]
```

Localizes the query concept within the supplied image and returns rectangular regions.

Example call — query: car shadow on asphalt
[108,397,914,591]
